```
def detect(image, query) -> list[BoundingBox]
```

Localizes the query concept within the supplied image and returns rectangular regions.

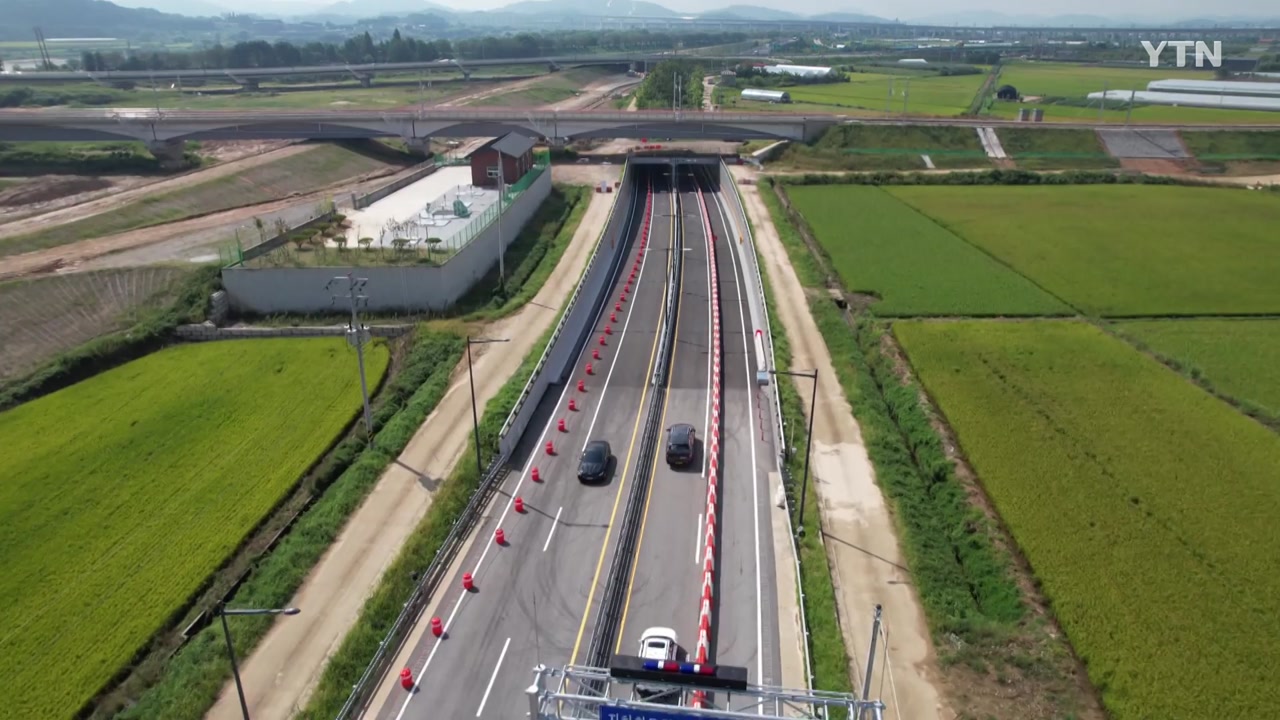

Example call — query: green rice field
[727,71,987,116]
[895,319,1280,720]
[889,184,1280,316]
[785,184,1069,315]
[0,338,389,719]
[998,61,1215,98]
[1113,319,1280,418]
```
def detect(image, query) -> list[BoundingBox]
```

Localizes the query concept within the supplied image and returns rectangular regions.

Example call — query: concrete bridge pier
[146,139,187,169]
[405,137,431,157]
[357,74,373,88]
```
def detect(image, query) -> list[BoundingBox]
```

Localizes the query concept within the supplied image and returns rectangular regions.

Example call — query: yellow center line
[613,187,689,655]
[567,183,673,667]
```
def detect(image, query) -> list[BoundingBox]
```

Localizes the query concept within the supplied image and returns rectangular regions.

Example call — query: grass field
[998,61,1215,98]
[785,185,1069,315]
[0,338,389,719]
[988,99,1280,125]
[996,127,1119,169]
[0,143,401,257]
[1112,319,1280,419]
[889,184,1280,316]
[0,267,192,384]
[895,319,1280,720]
[724,71,987,116]
[1179,130,1280,172]
[779,125,991,171]
[470,66,617,107]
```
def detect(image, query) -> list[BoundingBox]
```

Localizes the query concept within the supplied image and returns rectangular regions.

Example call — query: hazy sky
[224,0,1277,17]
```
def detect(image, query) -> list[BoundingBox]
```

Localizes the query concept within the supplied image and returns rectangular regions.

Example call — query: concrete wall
[176,322,413,341]
[496,163,638,457]
[222,169,552,314]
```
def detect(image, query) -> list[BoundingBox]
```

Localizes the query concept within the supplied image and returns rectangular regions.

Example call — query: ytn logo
[1140,40,1222,68]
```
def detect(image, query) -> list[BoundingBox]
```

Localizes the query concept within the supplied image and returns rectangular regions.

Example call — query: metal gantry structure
[526,607,890,720]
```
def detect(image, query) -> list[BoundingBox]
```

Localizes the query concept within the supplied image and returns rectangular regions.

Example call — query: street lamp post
[769,368,818,529]
[216,605,300,720]
[466,337,510,474]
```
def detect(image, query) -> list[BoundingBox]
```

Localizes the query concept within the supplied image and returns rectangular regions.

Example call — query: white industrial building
[1146,79,1280,98]
[762,64,835,78]
[1087,89,1280,112]
[740,88,792,103]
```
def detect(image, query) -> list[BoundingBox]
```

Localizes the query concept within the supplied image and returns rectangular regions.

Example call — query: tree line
[76,29,748,72]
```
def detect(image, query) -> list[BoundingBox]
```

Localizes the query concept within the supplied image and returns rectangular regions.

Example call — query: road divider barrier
[692,181,724,708]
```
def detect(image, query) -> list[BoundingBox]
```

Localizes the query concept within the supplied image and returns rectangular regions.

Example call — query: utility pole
[1099,80,1109,123]
[327,274,374,438]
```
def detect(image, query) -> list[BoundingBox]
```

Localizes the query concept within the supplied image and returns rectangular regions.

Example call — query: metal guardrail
[719,159,816,695]
[498,159,632,443]
[335,459,511,720]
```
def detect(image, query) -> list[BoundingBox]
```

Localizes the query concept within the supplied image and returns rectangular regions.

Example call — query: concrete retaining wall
[221,169,552,314]
[176,322,413,341]
[496,163,638,457]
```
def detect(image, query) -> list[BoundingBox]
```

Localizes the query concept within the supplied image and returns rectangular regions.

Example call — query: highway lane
[613,167,714,677]
[376,167,675,720]
[700,169,782,690]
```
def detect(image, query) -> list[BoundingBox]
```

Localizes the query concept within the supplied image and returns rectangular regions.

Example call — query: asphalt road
[612,171,713,674]
[701,169,782,690]
[611,166,782,702]
[377,166,676,720]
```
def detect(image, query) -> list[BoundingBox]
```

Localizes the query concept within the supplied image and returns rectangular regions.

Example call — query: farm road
[0,143,312,241]
[733,165,950,720]
[204,186,615,720]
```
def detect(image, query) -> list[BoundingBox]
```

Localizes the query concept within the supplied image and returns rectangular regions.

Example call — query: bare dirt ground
[547,75,641,112]
[206,187,616,720]
[0,160,412,282]
[549,163,622,186]
[0,142,308,240]
[0,141,297,229]
[1119,157,1191,174]
[733,168,949,720]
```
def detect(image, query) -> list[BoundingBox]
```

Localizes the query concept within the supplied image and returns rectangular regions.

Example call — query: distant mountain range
[23,0,1280,36]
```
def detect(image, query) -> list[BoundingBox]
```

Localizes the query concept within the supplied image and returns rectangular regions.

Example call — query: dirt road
[0,143,310,240]
[734,168,948,720]
[205,185,616,720]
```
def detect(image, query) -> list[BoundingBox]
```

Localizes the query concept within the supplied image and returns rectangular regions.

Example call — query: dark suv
[665,423,697,468]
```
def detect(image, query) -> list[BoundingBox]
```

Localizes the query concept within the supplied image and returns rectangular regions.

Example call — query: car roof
[585,439,609,451]
[640,626,678,643]
[670,423,694,437]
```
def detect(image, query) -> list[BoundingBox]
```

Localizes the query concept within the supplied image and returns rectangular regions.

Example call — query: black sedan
[578,440,612,484]
[665,423,697,468]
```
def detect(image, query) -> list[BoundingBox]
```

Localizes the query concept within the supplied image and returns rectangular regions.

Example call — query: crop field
[0,338,389,719]
[998,61,1215,98]
[779,124,992,171]
[0,143,403,257]
[995,127,1119,169]
[894,319,1280,719]
[0,267,191,384]
[781,71,988,116]
[1113,319,1280,418]
[785,185,1069,316]
[888,184,1280,316]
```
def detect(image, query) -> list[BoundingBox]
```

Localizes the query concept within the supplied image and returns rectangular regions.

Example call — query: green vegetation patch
[0,338,389,719]
[785,184,1068,316]
[1180,130,1280,160]
[785,72,987,116]
[996,127,1119,169]
[0,140,185,175]
[471,66,618,107]
[889,184,1280,316]
[1112,318,1280,421]
[0,143,401,257]
[780,125,990,171]
[998,61,1215,98]
[895,319,1280,719]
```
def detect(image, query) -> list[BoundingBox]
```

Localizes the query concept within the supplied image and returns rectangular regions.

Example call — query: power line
[327,273,374,438]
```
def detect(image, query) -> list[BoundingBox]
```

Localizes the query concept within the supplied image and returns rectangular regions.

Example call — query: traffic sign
[598,705,711,720]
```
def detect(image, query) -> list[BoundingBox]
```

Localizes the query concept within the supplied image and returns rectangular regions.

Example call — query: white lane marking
[393,179,648,720]
[475,637,511,717]
[710,179,766,700]
[696,512,704,564]
[543,506,563,552]
[579,186,663,453]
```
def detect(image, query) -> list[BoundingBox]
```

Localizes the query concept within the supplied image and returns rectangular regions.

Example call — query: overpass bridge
[0,54,771,87]
[0,109,837,161]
